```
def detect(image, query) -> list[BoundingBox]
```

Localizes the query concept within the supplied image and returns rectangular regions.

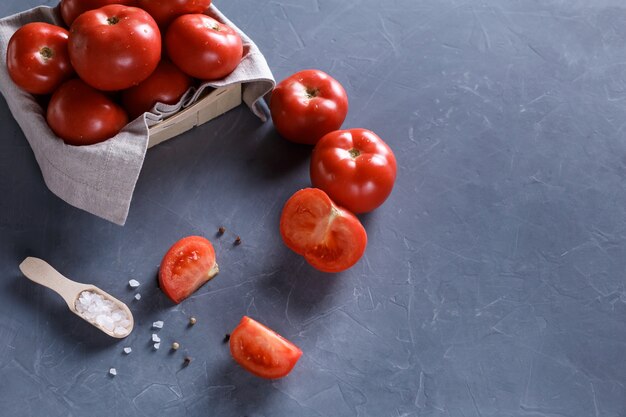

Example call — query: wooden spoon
[19,257,134,338]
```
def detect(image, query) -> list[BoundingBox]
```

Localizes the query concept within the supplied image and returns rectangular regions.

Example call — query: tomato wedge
[280,188,367,273]
[158,236,219,304]
[230,316,302,379]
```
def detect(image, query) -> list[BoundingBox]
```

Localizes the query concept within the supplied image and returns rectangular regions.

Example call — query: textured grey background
[1,0,626,416]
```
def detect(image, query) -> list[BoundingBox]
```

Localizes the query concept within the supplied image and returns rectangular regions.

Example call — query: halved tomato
[230,316,302,379]
[280,188,367,273]
[158,236,218,303]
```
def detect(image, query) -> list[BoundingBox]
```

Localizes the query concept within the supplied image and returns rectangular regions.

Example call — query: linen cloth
[0,4,275,225]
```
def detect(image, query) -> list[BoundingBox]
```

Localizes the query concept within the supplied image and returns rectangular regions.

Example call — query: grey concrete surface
[1,0,626,416]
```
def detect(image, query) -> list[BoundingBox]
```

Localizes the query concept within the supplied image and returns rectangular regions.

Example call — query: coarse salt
[134,293,141,300]
[128,279,140,288]
[153,343,160,350]
[109,368,117,376]
[152,334,161,343]
[75,291,131,336]
[123,347,132,354]
[152,321,164,329]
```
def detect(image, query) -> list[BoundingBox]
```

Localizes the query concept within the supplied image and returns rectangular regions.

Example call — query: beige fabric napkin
[0,4,274,225]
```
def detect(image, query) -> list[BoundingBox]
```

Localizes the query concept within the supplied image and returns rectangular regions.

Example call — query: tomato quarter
[311,129,397,213]
[137,0,212,28]
[230,316,302,379]
[165,14,242,80]
[60,0,137,27]
[68,5,161,91]
[46,79,128,146]
[158,236,219,304]
[270,69,348,145]
[121,59,193,119]
[6,22,74,95]
[280,188,367,273]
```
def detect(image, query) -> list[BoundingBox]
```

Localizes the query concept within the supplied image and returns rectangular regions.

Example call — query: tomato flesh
[230,316,302,379]
[159,236,219,304]
[280,188,367,273]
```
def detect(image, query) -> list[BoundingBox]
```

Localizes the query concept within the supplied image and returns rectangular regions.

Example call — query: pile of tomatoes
[6,0,243,145]
[270,69,397,273]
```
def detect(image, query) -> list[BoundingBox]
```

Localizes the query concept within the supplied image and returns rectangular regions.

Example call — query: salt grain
[152,321,164,329]
[123,347,132,354]
[128,279,140,288]
[109,368,117,376]
[153,342,160,350]
[134,293,141,300]
[152,333,161,343]
[75,291,131,336]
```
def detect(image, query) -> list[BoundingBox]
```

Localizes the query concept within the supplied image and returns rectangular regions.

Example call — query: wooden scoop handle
[19,257,89,309]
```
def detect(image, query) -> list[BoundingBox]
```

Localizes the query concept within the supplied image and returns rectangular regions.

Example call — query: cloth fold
[0,4,274,225]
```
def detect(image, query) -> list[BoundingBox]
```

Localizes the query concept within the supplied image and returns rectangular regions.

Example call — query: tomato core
[305,87,319,99]
[39,46,53,60]
[107,16,119,25]
[348,148,360,158]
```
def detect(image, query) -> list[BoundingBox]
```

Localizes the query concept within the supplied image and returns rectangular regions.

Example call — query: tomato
[6,23,74,95]
[280,188,367,273]
[310,129,397,213]
[165,14,242,80]
[270,69,348,145]
[60,0,137,27]
[137,0,212,28]
[158,236,219,304]
[68,5,161,91]
[230,316,302,379]
[121,60,192,119]
[46,79,128,146]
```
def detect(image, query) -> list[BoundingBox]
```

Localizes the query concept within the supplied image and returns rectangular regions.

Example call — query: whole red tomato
[165,14,242,80]
[46,79,128,146]
[270,69,348,145]
[6,23,74,95]
[137,0,212,28]
[280,188,367,273]
[121,60,192,119]
[230,316,302,379]
[310,129,397,213]
[60,0,137,27]
[68,5,161,91]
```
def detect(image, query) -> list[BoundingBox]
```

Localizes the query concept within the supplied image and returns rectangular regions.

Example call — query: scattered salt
[75,291,131,336]
[134,293,141,300]
[109,368,117,376]
[153,343,160,350]
[152,321,164,329]
[123,347,132,354]
[128,279,140,288]
[152,333,161,343]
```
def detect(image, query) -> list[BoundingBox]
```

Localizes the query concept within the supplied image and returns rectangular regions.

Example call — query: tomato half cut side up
[280,188,367,273]
[230,316,302,379]
[158,236,219,304]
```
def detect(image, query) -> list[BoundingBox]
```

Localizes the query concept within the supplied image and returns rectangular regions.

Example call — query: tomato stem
[349,148,361,158]
[107,16,120,25]
[305,87,319,99]
[39,46,54,60]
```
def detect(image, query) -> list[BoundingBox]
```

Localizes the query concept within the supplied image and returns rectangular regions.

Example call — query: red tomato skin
[137,0,212,28]
[270,69,348,145]
[46,79,128,146]
[121,60,192,119]
[310,129,397,213]
[68,5,161,91]
[60,0,137,27]
[158,236,218,304]
[280,188,367,273]
[230,316,302,379]
[165,14,242,80]
[6,23,74,95]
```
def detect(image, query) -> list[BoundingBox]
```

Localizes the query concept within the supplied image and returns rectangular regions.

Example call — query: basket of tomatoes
[0,1,274,225]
